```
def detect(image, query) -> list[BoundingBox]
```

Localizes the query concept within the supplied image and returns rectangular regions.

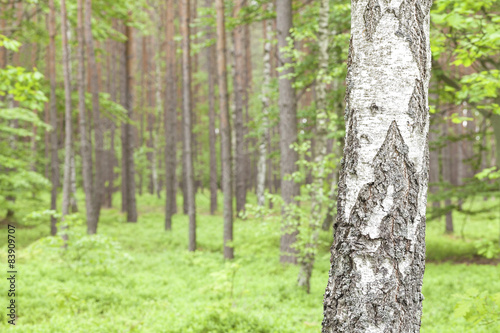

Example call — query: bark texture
[181,0,197,251]
[123,18,138,223]
[48,0,59,236]
[216,0,234,259]
[322,0,432,331]
[277,0,299,264]
[84,0,104,232]
[61,0,72,224]
[232,0,247,214]
[76,0,96,234]
[165,0,177,230]
[256,5,273,207]
[205,0,218,215]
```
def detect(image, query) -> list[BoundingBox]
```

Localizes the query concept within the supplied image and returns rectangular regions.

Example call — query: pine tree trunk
[297,0,329,293]
[165,0,178,230]
[322,0,432,331]
[84,0,104,233]
[60,0,72,243]
[124,18,138,222]
[205,0,218,215]
[216,0,234,260]
[277,0,299,264]
[256,6,273,207]
[181,0,197,251]
[77,0,96,234]
[48,0,59,236]
[232,0,247,214]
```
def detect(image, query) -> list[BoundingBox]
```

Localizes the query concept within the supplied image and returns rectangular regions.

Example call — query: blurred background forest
[0,0,499,332]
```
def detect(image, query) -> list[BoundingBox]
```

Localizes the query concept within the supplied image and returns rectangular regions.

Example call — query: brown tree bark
[123,17,138,223]
[277,0,299,264]
[216,0,234,259]
[76,0,96,234]
[165,0,178,230]
[60,0,72,243]
[205,0,218,215]
[181,0,197,251]
[84,0,104,233]
[48,0,59,236]
[232,0,247,214]
[443,115,454,233]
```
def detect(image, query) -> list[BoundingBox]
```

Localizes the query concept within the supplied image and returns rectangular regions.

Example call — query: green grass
[0,192,499,332]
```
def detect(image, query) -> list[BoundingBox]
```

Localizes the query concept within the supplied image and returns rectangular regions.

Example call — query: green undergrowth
[0,193,498,332]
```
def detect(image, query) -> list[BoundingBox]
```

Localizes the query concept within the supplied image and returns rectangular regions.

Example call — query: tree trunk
[165,0,178,230]
[277,0,299,264]
[216,0,234,260]
[297,0,329,293]
[84,0,104,233]
[48,0,59,236]
[442,117,453,233]
[77,0,96,234]
[232,0,247,214]
[256,6,273,207]
[322,0,432,331]
[429,116,440,210]
[124,17,138,222]
[205,0,218,215]
[60,0,72,243]
[181,0,197,251]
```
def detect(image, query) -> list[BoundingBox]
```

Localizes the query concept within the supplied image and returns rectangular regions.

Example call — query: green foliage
[473,240,500,259]
[453,289,500,329]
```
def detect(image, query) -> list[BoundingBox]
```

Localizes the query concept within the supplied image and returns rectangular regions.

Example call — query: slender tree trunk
[70,149,78,212]
[153,17,162,199]
[443,116,453,233]
[232,0,247,214]
[84,0,104,233]
[48,0,59,236]
[205,0,218,215]
[216,0,234,260]
[165,0,178,229]
[297,0,329,293]
[277,0,299,264]
[256,7,273,207]
[181,0,197,251]
[77,0,96,234]
[322,0,432,331]
[429,116,440,210]
[61,0,72,244]
[124,17,138,222]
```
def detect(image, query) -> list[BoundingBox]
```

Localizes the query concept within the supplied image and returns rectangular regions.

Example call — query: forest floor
[0,192,499,332]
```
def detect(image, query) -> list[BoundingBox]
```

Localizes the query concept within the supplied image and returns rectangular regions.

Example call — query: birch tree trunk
[256,5,273,207]
[61,0,72,235]
[165,0,177,230]
[181,0,197,251]
[277,0,299,264]
[216,0,234,260]
[297,0,330,293]
[205,0,218,215]
[322,0,432,331]
[76,0,96,234]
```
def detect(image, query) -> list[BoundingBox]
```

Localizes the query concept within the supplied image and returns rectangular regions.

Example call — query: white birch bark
[322,0,432,331]
[256,3,273,207]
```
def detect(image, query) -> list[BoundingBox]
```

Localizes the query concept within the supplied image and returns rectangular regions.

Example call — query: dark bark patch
[408,79,427,131]
[322,121,425,332]
[364,0,383,41]
[344,115,360,175]
[395,0,430,79]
